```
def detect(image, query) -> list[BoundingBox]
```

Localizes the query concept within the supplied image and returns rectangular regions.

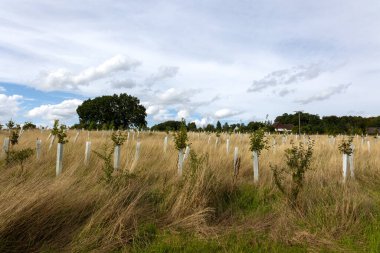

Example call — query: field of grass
[0,130,380,252]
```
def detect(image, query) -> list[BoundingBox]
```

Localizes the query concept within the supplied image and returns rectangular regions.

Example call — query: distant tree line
[275,112,380,135]
[150,112,380,135]
[151,120,273,133]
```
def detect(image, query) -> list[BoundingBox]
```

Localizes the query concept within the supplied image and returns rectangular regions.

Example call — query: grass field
[0,130,380,252]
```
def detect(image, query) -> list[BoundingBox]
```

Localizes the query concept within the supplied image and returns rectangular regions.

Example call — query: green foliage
[51,120,68,144]
[338,136,354,155]
[76,93,147,130]
[132,223,158,250]
[9,130,19,146]
[187,122,197,132]
[249,128,269,156]
[216,121,222,132]
[187,150,208,180]
[93,144,115,183]
[23,122,36,130]
[6,120,15,130]
[57,126,68,144]
[111,131,127,146]
[151,121,183,132]
[173,120,188,151]
[51,120,59,136]
[272,139,314,206]
[5,148,34,169]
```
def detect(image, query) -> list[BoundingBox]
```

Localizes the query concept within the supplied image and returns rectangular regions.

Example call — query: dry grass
[0,130,379,252]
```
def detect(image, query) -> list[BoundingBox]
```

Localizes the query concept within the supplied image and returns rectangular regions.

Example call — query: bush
[173,120,188,151]
[272,139,315,206]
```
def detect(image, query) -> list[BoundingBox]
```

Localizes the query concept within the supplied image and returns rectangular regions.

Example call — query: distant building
[367,127,380,135]
[273,123,294,133]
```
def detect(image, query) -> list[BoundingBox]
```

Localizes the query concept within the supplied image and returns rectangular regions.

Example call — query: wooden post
[56,143,63,176]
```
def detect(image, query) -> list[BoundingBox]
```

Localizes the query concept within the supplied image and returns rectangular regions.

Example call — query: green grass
[130,231,307,253]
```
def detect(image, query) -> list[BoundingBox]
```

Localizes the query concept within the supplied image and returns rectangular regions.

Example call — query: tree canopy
[76,93,147,130]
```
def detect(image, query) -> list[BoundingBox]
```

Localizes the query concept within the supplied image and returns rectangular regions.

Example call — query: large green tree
[76,93,147,130]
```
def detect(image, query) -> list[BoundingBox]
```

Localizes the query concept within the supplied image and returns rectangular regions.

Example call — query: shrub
[272,139,315,206]
[338,136,354,155]
[111,131,127,146]
[6,148,34,171]
[51,120,68,144]
[173,120,188,151]
[249,128,269,155]
[93,144,115,183]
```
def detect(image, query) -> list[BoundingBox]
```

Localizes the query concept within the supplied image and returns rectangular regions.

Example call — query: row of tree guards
[0,123,374,183]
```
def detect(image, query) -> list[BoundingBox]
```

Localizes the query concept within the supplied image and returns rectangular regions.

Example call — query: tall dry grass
[0,130,379,252]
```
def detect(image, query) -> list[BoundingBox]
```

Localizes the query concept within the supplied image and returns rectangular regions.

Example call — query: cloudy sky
[0,0,379,127]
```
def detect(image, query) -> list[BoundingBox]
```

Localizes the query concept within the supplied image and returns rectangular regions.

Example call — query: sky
[0,0,379,127]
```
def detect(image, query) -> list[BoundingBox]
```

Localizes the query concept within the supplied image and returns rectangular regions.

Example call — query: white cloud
[0,94,23,122]
[26,99,82,123]
[214,108,240,119]
[0,86,6,92]
[192,117,213,128]
[152,109,172,122]
[296,83,352,105]
[248,64,323,92]
[157,87,200,105]
[146,105,160,115]
[145,66,179,86]
[1,1,380,122]
[38,55,141,90]
[177,109,190,119]
[276,88,296,97]
[110,78,136,89]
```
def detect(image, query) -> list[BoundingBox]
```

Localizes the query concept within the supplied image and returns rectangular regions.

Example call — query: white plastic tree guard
[3,137,9,153]
[48,136,55,151]
[114,145,121,170]
[253,151,259,183]
[178,149,184,176]
[233,147,239,176]
[56,143,63,176]
[74,132,80,143]
[164,136,168,153]
[36,139,42,160]
[84,141,91,165]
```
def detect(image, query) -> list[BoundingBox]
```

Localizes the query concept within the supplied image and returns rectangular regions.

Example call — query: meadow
[0,130,380,252]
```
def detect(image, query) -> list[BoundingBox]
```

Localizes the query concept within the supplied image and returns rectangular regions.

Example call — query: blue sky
[0,0,379,127]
